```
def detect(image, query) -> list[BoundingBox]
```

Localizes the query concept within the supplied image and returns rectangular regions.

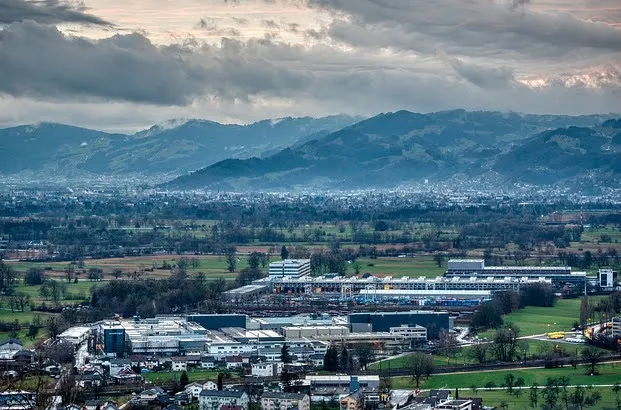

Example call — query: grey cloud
[308,0,621,63]
[447,58,516,89]
[262,19,280,29]
[0,21,310,104]
[0,0,112,26]
[231,17,249,25]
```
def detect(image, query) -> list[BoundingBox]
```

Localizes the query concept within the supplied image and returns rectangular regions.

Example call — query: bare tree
[407,352,434,388]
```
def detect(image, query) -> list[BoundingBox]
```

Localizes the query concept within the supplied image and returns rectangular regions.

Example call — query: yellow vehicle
[547,331,565,339]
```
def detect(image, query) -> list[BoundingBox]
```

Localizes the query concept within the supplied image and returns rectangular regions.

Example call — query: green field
[369,339,600,371]
[478,298,588,338]
[354,256,445,278]
[392,363,621,390]
[418,388,621,410]
[142,369,221,383]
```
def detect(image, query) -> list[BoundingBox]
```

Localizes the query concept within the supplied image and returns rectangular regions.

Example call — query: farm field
[354,256,445,278]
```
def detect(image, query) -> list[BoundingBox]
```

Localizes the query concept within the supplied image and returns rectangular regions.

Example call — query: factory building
[282,326,350,339]
[255,274,550,295]
[348,311,451,334]
[223,285,269,302]
[269,259,311,278]
[187,314,248,330]
[445,259,583,284]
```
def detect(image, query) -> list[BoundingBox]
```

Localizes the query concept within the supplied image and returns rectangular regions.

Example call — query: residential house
[198,390,249,410]
[226,356,244,370]
[174,392,191,406]
[84,400,105,410]
[110,358,132,376]
[112,368,142,385]
[203,381,218,391]
[251,362,282,378]
[200,357,217,369]
[75,373,104,388]
[140,387,167,402]
[308,353,324,368]
[185,382,204,400]
[261,392,310,410]
[220,405,244,410]
[171,357,188,372]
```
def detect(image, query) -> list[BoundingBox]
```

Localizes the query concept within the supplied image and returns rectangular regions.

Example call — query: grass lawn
[391,363,621,390]
[440,388,619,410]
[354,256,445,278]
[477,298,590,338]
[142,369,221,383]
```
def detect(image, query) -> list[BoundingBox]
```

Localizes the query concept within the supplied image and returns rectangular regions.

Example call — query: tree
[502,373,516,396]
[87,267,103,281]
[437,330,458,364]
[542,377,560,410]
[470,302,503,330]
[493,323,520,362]
[339,347,350,372]
[580,296,592,329]
[469,341,489,364]
[24,268,45,285]
[407,352,434,388]
[612,383,621,410]
[248,252,265,270]
[433,254,445,267]
[0,260,17,293]
[280,245,289,260]
[112,268,123,279]
[179,371,189,387]
[225,247,237,273]
[46,316,67,340]
[355,344,374,370]
[280,343,292,364]
[280,367,293,393]
[581,347,605,375]
[323,345,339,371]
[529,383,538,408]
[14,293,30,312]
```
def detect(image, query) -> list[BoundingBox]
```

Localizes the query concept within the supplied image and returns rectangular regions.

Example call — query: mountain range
[1,110,619,191]
[165,110,621,191]
[0,115,358,180]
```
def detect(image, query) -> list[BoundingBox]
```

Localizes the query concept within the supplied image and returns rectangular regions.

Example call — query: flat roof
[59,326,91,338]
[224,285,268,295]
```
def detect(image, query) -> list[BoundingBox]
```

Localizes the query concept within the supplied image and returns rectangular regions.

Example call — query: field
[391,362,621,390]
[415,388,621,410]
[369,338,601,370]
[354,256,445,278]
[476,298,593,338]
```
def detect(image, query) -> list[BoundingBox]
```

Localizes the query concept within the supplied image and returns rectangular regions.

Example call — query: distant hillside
[165,110,620,191]
[0,115,359,180]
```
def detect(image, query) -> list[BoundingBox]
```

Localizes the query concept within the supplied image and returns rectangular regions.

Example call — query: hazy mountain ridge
[0,115,359,179]
[165,110,621,191]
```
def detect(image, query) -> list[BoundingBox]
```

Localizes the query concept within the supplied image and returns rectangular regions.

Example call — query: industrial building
[223,285,269,302]
[59,326,91,346]
[187,314,248,330]
[445,259,585,286]
[348,311,451,334]
[269,259,311,278]
[248,314,349,333]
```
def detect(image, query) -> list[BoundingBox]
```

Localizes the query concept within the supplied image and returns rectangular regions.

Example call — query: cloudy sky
[0,0,620,131]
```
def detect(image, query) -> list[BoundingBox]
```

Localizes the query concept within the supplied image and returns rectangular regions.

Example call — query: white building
[251,362,283,377]
[59,326,91,346]
[389,325,428,341]
[612,317,621,337]
[203,381,218,391]
[269,259,311,278]
[599,269,615,290]
[198,390,248,410]
[185,382,204,400]
[171,357,188,371]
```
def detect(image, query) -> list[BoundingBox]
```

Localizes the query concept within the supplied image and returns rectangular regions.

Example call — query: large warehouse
[348,310,452,334]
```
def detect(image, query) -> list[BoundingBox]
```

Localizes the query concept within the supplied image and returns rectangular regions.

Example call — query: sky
[0,0,620,132]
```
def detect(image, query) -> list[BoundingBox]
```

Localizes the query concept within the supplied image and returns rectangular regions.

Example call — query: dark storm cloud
[0,0,112,26]
[0,21,310,104]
